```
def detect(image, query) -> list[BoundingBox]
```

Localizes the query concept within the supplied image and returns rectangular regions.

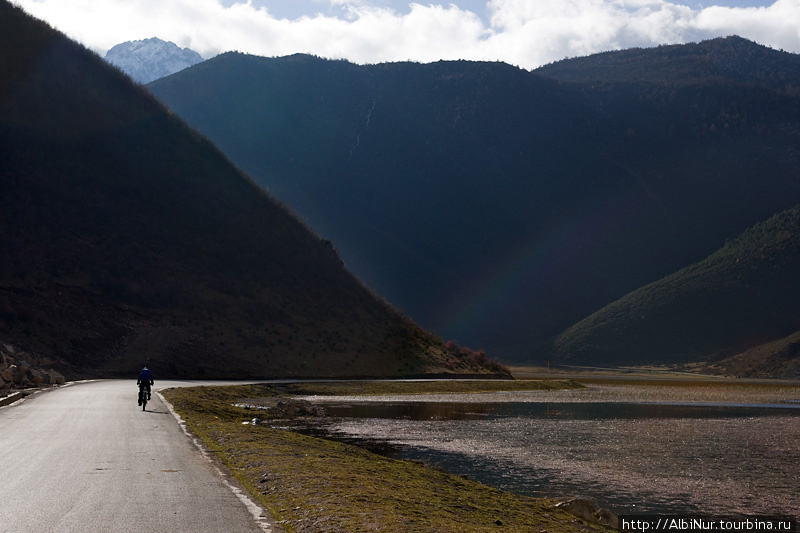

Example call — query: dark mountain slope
[0,2,503,379]
[553,206,800,370]
[148,40,800,363]
[149,54,623,356]
[706,330,800,379]
[536,35,800,88]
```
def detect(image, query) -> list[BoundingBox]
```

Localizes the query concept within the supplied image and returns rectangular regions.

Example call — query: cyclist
[137,367,154,406]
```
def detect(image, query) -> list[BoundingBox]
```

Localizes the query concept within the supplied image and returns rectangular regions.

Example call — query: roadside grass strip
[162,382,613,533]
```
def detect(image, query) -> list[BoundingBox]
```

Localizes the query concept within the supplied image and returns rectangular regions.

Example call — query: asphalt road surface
[0,380,280,533]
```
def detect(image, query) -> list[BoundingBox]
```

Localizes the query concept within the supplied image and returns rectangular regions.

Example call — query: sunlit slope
[149,39,800,362]
[0,1,503,379]
[553,207,800,374]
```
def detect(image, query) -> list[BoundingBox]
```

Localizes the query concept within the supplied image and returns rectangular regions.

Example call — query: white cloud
[481,0,698,66]
[693,0,800,51]
[11,0,800,69]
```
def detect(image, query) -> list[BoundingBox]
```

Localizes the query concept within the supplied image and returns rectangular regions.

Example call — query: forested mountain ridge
[0,1,505,379]
[536,35,800,89]
[553,206,800,376]
[148,38,800,369]
[150,53,614,358]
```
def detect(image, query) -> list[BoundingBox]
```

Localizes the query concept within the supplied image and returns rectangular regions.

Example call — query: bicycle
[138,384,151,411]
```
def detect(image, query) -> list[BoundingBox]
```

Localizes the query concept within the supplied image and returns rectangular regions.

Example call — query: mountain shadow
[553,206,800,377]
[0,1,506,380]
[148,38,800,364]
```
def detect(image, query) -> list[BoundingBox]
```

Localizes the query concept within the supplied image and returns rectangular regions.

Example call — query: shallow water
[296,384,800,515]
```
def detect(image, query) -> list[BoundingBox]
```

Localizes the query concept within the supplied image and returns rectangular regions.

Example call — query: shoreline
[162,381,618,532]
[510,365,800,385]
[296,378,800,517]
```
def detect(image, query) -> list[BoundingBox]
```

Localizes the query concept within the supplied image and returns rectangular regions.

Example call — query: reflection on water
[295,385,800,516]
[322,400,800,421]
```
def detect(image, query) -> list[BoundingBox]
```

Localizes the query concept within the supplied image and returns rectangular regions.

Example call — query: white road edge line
[157,391,278,533]
[0,380,100,410]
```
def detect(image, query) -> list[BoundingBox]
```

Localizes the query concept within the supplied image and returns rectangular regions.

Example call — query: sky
[12,0,800,70]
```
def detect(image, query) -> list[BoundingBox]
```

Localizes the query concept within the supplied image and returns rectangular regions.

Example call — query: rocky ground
[0,343,65,398]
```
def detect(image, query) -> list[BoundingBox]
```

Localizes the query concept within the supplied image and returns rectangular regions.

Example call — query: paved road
[0,380,279,533]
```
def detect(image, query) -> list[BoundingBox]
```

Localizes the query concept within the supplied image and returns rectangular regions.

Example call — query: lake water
[293,383,800,516]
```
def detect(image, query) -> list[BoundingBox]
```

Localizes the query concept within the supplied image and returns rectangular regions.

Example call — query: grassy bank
[162,381,612,533]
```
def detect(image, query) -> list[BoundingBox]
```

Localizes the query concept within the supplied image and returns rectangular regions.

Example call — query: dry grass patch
[162,382,611,533]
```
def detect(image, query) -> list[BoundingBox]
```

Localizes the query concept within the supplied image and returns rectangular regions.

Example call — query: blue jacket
[138,368,153,385]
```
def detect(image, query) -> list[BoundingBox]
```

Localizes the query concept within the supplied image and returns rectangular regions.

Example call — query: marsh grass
[162,381,611,533]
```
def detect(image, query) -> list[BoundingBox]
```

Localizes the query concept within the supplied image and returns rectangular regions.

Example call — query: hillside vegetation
[708,331,800,379]
[553,206,800,375]
[536,35,800,88]
[149,38,800,365]
[0,1,506,379]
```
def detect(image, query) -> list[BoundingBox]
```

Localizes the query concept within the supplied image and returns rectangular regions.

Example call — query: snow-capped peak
[105,37,204,84]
